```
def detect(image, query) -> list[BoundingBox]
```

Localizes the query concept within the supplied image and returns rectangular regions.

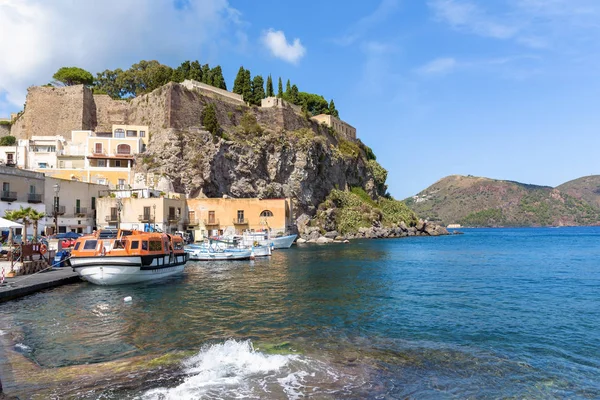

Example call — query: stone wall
[11,85,94,139]
[92,94,128,133]
[181,79,244,104]
[0,124,10,138]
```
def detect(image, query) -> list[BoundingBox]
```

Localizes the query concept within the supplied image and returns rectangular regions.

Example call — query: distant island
[405,174,600,227]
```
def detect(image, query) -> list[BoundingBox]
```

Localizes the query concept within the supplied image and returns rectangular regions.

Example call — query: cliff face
[13,82,385,220]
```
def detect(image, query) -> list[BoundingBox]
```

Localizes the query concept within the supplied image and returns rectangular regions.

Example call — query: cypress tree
[233,66,246,94]
[277,77,283,98]
[201,64,211,84]
[285,79,291,96]
[266,74,274,97]
[251,75,265,105]
[329,99,339,118]
[201,103,220,135]
[242,69,252,103]
[189,61,202,82]
[290,84,299,105]
[210,66,227,90]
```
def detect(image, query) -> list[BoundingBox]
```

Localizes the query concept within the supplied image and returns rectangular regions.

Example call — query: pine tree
[277,77,283,98]
[266,74,274,97]
[285,79,291,96]
[251,75,265,105]
[233,66,246,94]
[329,99,339,118]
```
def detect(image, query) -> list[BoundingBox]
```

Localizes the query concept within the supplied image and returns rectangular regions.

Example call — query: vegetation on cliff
[406,175,600,227]
[312,188,418,234]
[556,175,600,209]
[52,66,94,86]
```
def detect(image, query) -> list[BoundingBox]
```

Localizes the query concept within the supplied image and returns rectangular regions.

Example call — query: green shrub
[0,136,16,146]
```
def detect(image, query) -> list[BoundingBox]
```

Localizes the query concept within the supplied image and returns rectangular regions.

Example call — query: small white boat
[240,231,297,249]
[185,242,252,261]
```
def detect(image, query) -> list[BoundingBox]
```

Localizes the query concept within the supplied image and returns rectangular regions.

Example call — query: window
[97,159,106,167]
[118,179,125,189]
[130,241,139,250]
[126,130,137,137]
[169,207,176,220]
[208,211,215,224]
[38,162,47,168]
[113,240,126,249]
[83,240,97,250]
[114,129,125,138]
[91,196,96,210]
[110,207,118,220]
[2,182,9,192]
[143,206,151,220]
[116,144,131,154]
[260,210,274,217]
[94,143,103,154]
[74,242,81,250]
[115,160,121,167]
[237,210,244,223]
[140,130,146,137]
[149,240,162,251]
[142,241,148,251]
[29,185,36,194]
[76,199,81,214]
[6,153,14,164]
[97,178,107,185]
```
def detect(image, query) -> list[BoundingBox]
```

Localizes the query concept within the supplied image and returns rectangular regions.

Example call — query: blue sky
[2,0,600,199]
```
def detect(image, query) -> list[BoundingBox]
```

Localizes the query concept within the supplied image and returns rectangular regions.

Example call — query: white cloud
[261,29,306,64]
[416,57,457,75]
[0,0,243,114]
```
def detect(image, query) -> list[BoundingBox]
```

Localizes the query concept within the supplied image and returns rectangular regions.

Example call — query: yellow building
[111,124,150,150]
[46,127,145,188]
[186,197,293,239]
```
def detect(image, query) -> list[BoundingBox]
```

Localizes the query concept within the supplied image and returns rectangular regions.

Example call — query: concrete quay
[0,268,81,303]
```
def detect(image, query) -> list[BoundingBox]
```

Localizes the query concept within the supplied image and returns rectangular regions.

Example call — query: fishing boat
[185,241,253,261]
[70,229,188,285]
[242,231,297,249]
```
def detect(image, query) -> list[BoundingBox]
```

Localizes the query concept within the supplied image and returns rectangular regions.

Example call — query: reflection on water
[1,229,600,398]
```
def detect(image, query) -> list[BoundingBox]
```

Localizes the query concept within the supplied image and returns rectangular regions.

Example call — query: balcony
[233,218,249,225]
[27,193,42,203]
[1,191,17,202]
[105,215,118,223]
[113,149,134,158]
[168,215,180,223]
[50,206,66,216]
[187,218,199,226]
[74,207,89,217]
[204,218,220,226]
[138,214,152,222]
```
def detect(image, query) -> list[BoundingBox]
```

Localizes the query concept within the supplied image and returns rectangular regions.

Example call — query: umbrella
[0,217,23,229]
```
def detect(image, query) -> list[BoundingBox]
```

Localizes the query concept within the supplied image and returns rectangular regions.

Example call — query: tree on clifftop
[233,66,247,95]
[53,67,94,86]
[201,103,221,136]
[329,99,339,118]
[251,75,265,105]
[266,75,274,97]
[277,77,283,98]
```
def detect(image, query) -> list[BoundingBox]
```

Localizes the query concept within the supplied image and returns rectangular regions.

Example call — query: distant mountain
[556,175,600,209]
[404,175,600,227]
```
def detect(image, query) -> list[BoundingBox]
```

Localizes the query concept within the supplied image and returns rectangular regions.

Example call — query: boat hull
[71,254,188,285]
[186,248,252,261]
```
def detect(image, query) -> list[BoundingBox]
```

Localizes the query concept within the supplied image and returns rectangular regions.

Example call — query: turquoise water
[1,227,600,398]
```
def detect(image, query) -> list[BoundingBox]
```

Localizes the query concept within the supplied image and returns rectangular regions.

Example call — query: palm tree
[28,209,45,243]
[5,206,33,243]
[4,209,20,244]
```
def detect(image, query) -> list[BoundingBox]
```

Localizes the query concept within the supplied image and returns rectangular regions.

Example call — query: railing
[204,218,220,226]
[105,215,118,222]
[233,218,248,225]
[92,149,106,156]
[74,207,88,216]
[27,193,42,203]
[138,214,152,222]
[187,218,199,226]
[114,149,133,156]
[48,206,66,216]
[168,215,179,223]
[1,191,17,201]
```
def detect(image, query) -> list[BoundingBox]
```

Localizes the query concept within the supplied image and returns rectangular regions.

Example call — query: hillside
[556,175,600,209]
[405,175,600,227]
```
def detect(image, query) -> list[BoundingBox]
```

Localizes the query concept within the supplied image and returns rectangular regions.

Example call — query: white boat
[185,242,252,261]
[240,231,297,249]
[70,229,189,285]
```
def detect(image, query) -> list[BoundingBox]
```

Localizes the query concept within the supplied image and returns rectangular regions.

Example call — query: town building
[43,177,109,235]
[0,165,45,236]
[310,114,356,141]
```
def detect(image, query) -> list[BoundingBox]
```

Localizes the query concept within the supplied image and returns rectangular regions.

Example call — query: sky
[1,0,600,199]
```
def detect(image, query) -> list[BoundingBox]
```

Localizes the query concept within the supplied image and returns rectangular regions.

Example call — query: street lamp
[53,183,60,235]
[153,204,156,232]
[116,198,123,229]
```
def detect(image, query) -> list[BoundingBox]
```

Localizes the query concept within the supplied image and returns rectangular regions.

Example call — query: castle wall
[92,94,128,133]
[181,79,244,105]
[11,85,92,139]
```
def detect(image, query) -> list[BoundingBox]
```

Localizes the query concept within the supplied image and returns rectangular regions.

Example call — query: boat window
[83,240,97,250]
[113,240,126,249]
[74,242,81,250]
[173,241,183,250]
[130,240,139,250]
[142,241,148,251]
[149,240,162,251]
[120,230,133,237]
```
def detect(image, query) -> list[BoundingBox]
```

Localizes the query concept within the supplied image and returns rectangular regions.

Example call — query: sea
[0,227,599,399]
